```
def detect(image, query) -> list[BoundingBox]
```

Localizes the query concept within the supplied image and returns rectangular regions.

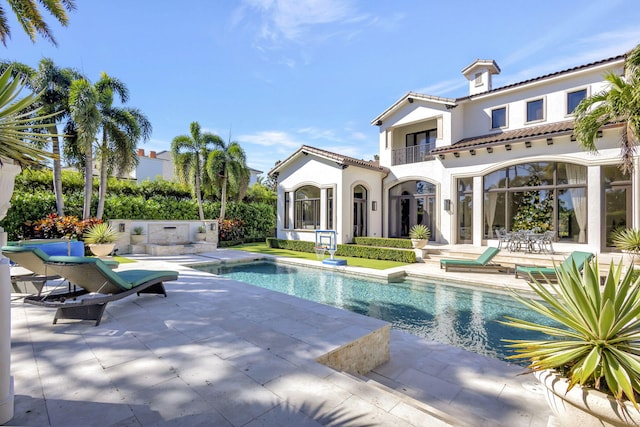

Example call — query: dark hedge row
[353,236,414,249]
[265,238,416,263]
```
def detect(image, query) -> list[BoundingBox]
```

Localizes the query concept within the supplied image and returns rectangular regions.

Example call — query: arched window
[483,162,587,242]
[295,185,321,229]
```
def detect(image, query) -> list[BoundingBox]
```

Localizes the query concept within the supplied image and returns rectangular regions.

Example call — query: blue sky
[4,0,640,176]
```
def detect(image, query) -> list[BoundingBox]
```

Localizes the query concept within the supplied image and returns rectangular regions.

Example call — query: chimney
[150,151,156,158]
[461,59,501,96]
[137,148,145,157]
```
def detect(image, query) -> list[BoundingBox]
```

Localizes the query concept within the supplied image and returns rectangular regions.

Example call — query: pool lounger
[514,251,593,281]
[439,247,506,272]
[24,256,178,326]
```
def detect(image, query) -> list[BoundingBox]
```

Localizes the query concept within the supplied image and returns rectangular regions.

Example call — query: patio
[7,250,551,426]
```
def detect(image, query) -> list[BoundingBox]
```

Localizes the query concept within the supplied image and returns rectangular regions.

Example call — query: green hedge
[353,236,413,249]
[2,169,276,241]
[266,238,416,263]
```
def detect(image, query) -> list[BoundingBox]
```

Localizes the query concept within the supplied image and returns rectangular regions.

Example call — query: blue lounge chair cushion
[440,247,500,268]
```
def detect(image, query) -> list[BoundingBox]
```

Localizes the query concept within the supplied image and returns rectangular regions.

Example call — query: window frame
[525,98,545,124]
[491,106,507,129]
[566,88,588,116]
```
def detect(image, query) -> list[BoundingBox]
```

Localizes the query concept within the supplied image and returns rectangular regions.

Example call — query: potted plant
[195,225,206,242]
[611,228,640,265]
[130,226,145,245]
[409,224,430,249]
[502,259,640,426]
[84,223,120,257]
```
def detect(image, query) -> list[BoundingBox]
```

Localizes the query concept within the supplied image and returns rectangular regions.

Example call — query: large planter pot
[411,239,427,249]
[194,233,206,242]
[130,234,145,245]
[88,243,115,257]
[535,369,640,427]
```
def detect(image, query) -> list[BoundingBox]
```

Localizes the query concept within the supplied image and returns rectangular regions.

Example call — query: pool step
[334,369,462,426]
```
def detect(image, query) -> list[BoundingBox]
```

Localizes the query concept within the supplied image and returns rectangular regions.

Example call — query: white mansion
[269,54,634,255]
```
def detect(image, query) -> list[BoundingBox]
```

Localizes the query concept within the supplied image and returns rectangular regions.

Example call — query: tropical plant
[0,66,56,166]
[172,122,221,221]
[66,73,151,219]
[611,228,640,262]
[1,58,83,215]
[197,225,206,233]
[574,43,640,173]
[204,136,250,221]
[0,0,76,46]
[68,77,100,219]
[409,224,430,240]
[502,259,640,408]
[132,226,143,235]
[83,222,119,244]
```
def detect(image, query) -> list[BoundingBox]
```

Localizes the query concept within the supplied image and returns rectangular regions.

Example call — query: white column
[0,162,20,424]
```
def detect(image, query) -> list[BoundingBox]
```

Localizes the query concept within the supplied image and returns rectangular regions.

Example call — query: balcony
[391,144,436,166]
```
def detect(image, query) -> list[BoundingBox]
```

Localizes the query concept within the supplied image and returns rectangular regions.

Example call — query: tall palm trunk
[49,123,65,216]
[195,156,205,221]
[96,131,108,219]
[83,143,93,219]
[219,169,228,221]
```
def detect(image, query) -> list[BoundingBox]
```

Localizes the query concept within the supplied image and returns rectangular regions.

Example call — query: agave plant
[502,259,640,408]
[83,222,120,244]
[409,224,431,240]
[611,228,640,263]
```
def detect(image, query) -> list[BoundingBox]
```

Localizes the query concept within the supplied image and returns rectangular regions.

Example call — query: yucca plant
[502,259,640,408]
[83,222,119,244]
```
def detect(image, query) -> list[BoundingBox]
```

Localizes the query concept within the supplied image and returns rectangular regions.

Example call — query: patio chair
[2,245,118,295]
[439,247,506,272]
[494,228,511,250]
[514,251,594,280]
[24,256,178,326]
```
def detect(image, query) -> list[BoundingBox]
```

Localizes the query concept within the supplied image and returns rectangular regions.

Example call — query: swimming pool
[195,261,557,362]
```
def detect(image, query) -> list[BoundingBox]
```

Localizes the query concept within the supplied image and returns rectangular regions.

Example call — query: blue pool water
[195,261,557,362]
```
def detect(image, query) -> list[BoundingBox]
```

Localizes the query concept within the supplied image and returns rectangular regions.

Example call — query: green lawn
[231,242,409,270]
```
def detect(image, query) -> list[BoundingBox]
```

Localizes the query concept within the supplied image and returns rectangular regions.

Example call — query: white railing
[391,144,435,166]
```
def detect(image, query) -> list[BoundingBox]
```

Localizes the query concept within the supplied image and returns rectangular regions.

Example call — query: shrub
[218,219,244,242]
[353,236,413,249]
[21,214,102,240]
[265,238,416,263]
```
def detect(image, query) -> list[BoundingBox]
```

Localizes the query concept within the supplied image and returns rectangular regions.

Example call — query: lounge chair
[439,247,506,272]
[514,251,594,280]
[2,245,118,295]
[24,256,178,326]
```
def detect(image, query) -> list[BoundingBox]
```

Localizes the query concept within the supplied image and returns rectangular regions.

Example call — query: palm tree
[68,78,100,219]
[0,65,55,166]
[92,73,151,219]
[1,59,82,215]
[574,43,640,173]
[172,122,221,221]
[204,137,250,221]
[0,0,76,46]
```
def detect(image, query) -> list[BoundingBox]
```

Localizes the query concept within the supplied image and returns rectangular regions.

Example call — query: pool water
[196,261,558,362]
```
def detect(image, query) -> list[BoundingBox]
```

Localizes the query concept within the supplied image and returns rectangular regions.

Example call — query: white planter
[535,369,640,427]
[130,234,145,245]
[194,233,206,242]
[88,243,115,257]
[411,238,427,249]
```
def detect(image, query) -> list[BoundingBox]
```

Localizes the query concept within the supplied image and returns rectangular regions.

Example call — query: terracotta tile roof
[431,121,623,154]
[269,145,389,176]
[456,55,625,101]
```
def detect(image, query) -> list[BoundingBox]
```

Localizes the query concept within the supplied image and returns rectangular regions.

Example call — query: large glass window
[284,192,290,229]
[603,166,631,248]
[326,188,334,230]
[526,99,544,122]
[483,162,587,243]
[294,185,320,229]
[457,178,473,244]
[389,180,436,239]
[491,107,506,129]
[567,89,587,114]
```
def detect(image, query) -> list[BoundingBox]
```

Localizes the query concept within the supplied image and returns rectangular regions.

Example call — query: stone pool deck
[7,250,551,426]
